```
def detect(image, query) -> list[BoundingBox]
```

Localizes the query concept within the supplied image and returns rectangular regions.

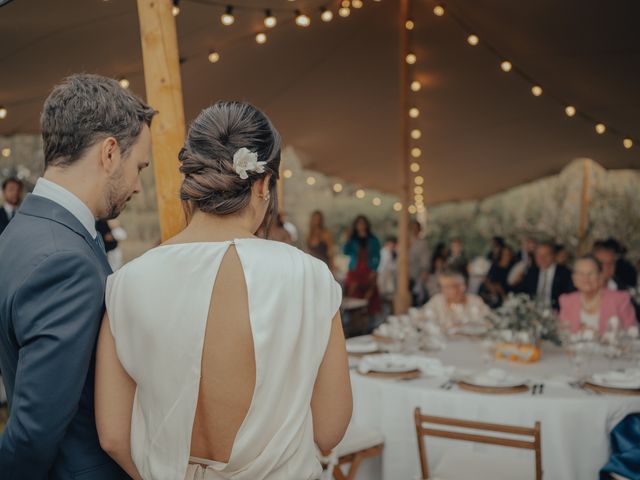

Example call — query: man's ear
[99,137,120,173]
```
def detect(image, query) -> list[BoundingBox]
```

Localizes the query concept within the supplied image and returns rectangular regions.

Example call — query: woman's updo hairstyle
[179,101,281,229]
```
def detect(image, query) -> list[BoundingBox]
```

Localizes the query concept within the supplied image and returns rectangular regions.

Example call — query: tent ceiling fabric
[1,0,639,202]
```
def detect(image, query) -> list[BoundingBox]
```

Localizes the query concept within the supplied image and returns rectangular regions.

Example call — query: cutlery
[531,384,539,395]
[539,383,545,395]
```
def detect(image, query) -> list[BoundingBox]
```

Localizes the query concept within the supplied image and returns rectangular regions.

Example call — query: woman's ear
[260,174,272,198]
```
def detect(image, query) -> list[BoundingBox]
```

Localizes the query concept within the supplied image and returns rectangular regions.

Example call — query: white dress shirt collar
[32,177,97,239]
[3,203,15,219]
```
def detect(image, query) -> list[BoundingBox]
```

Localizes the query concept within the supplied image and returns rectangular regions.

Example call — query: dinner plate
[363,354,418,373]
[459,371,527,388]
[589,371,640,390]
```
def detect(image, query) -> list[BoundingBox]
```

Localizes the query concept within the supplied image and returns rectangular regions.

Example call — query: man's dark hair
[2,177,23,191]
[41,74,156,168]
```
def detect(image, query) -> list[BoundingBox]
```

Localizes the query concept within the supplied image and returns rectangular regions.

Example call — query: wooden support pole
[577,158,593,255]
[394,0,411,314]
[137,0,186,241]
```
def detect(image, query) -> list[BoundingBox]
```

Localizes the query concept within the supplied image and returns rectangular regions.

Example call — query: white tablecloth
[348,338,640,480]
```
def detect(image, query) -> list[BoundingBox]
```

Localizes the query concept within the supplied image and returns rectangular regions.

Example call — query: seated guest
[593,239,637,290]
[555,244,572,267]
[480,245,515,308]
[423,269,489,331]
[446,237,468,276]
[487,236,505,264]
[508,236,537,289]
[515,241,574,309]
[559,255,637,335]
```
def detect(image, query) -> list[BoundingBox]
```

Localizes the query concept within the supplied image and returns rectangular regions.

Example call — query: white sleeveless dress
[105,238,342,480]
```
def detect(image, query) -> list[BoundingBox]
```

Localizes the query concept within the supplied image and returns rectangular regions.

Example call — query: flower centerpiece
[486,293,561,363]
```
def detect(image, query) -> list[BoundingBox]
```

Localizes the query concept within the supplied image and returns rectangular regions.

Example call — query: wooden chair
[321,424,384,480]
[414,407,542,480]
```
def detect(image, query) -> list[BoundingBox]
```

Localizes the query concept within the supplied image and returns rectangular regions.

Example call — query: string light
[406,53,417,65]
[221,6,235,26]
[1,147,11,157]
[118,78,130,89]
[333,183,343,193]
[531,85,543,97]
[306,176,317,185]
[415,194,424,202]
[414,176,424,185]
[208,50,220,63]
[414,185,423,194]
[405,19,415,30]
[356,189,366,199]
[500,61,512,72]
[409,107,420,118]
[320,7,333,22]
[295,10,311,27]
[283,169,293,178]
[410,162,420,172]
[352,0,363,8]
[408,205,418,214]
[264,9,277,28]
[565,105,576,117]
[433,5,445,16]
[255,32,267,44]
[410,80,421,92]
[595,123,606,135]
[172,0,180,17]
[338,7,350,17]
[341,0,350,6]
[0,106,7,119]
[410,129,422,139]
[467,34,479,46]
[372,197,382,206]
[623,138,633,149]
[411,147,422,158]
[393,202,403,212]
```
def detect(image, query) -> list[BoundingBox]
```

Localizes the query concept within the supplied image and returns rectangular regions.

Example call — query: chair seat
[335,424,384,457]
[432,448,535,480]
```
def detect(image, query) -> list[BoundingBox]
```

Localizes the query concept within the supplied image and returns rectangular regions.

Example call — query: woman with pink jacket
[559,255,637,335]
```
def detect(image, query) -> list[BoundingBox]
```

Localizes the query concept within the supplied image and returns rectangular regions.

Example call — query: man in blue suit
[0,74,155,479]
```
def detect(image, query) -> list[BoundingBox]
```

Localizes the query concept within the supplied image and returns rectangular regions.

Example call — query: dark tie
[95,234,106,253]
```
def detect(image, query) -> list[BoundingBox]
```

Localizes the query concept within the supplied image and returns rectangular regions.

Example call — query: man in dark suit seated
[0,178,23,236]
[515,241,574,310]
[593,239,637,291]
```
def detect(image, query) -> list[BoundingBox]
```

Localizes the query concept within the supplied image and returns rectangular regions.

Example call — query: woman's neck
[171,210,256,243]
[581,289,602,301]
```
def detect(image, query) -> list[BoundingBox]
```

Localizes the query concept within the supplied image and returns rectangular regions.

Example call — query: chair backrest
[414,407,542,480]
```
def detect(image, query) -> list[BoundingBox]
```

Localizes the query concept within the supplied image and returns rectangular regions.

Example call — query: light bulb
[623,138,633,149]
[338,7,350,17]
[410,80,421,92]
[306,176,316,186]
[406,53,417,65]
[333,183,343,193]
[500,61,512,72]
[410,162,420,172]
[433,5,445,16]
[221,6,235,26]
[172,5,180,16]
[0,106,7,119]
[467,34,479,46]
[409,107,420,118]
[320,8,333,22]
[256,32,267,44]
[408,205,417,214]
[565,105,576,117]
[283,169,293,178]
[352,0,363,8]
[341,0,350,6]
[411,147,422,158]
[1,147,11,157]
[414,175,424,185]
[356,189,366,199]
[531,85,543,97]
[208,51,220,63]
[414,185,423,194]
[411,129,422,139]
[264,10,277,28]
[118,78,130,89]
[415,194,424,202]
[393,202,403,212]
[595,123,606,134]
[405,20,415,30]
[295,11,311,27]
[372,197,382,206]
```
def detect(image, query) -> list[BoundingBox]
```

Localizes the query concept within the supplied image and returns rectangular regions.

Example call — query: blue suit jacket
[0,194,129,479]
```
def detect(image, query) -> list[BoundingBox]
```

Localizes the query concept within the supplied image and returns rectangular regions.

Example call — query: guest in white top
[0,177,23,236]
[95,101,352,480]
[422,269,490,332]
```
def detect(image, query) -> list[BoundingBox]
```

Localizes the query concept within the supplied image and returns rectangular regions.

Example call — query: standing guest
[480,245,515,308]
[423,269,490,332]
[408,220,430,305]
[487,236,505,264]
[0,178,23,236]
[515,241,574,309]
[267,213,293,244]
[446,237,468,276]
[559,256,637,335]
[343,215,381,318]
[555,244,572,267]
[307,210,334,271]
[377,236,397,300]
[0,73,154,479]
[427,242,449,298]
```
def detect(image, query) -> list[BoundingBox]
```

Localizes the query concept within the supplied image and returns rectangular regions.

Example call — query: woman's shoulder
[603,288,631,302]
[558,290,580,306]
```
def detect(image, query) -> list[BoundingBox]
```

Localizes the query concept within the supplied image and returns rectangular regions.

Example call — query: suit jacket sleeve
[0,251,104,479]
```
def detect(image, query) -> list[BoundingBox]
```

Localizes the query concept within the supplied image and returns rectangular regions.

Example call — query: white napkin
[346,337,378,353]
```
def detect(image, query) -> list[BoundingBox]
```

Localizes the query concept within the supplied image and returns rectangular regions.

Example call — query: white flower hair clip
[233,147,267,180]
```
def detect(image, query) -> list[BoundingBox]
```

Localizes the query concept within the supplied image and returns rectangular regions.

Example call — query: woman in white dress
[94,101,352,480]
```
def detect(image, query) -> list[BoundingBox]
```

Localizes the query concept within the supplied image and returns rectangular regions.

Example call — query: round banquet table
[347,336,640,480]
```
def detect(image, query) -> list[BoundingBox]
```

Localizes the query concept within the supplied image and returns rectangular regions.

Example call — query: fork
[531,384,539,395]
